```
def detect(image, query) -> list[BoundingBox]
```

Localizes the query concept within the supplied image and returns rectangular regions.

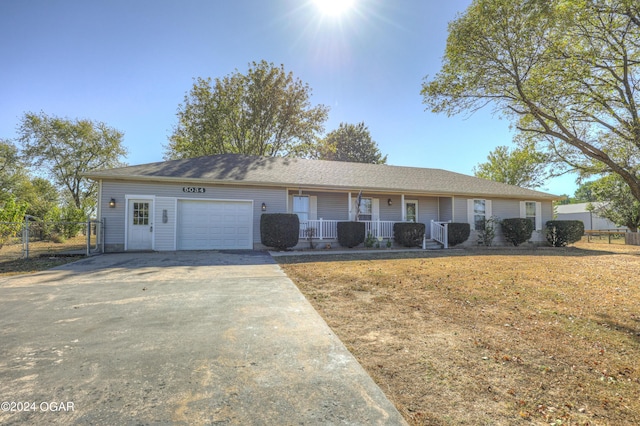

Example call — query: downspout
[452,196,455,222]
[97,179,103,252]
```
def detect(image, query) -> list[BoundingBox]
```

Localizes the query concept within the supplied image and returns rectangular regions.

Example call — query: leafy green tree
[422,0,640,202]
[317,122,387,164]
[0,138,30,204]
[587,174,640,232]
[19,177,60,219]
[44,203,86,240]
[166,60,330,159]
[0,195,28,249]
[18,112,127,214]
[573,181,599,203]
[473,144,548,188]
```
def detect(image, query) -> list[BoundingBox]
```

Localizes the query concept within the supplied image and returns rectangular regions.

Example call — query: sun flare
[312,0,356,17]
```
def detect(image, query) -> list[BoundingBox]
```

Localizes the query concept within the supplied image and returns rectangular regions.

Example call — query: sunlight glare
[313,0,356,17]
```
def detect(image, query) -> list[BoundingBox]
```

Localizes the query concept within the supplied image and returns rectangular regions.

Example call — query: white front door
[405,200,418,223]
[127,199,153,250]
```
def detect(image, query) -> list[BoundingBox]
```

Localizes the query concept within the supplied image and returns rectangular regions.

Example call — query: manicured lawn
[279,242,640,425]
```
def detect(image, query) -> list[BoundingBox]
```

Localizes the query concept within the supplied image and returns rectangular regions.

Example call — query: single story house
[555,202,626,231]
[85,154,561,252]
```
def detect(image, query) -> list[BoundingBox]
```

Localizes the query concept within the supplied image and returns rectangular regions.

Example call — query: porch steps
[424,239,444,250]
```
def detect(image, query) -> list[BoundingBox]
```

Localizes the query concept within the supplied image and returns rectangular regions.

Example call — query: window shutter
[372,198,380,221]
[486,200,492,219]
[519,201,526,218]
[309,196,317,221]
[289,195,294,214]
[535,202,542,230]
[467,199,475,230]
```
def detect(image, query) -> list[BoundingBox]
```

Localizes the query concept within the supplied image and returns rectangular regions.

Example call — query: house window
[358,198,372,221]
[473,199,486,231]
[132,202,149,226]
[525,201,537,228]
[293,196,309,221]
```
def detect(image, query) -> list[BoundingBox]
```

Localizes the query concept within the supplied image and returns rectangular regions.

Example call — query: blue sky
[0,0,577,196]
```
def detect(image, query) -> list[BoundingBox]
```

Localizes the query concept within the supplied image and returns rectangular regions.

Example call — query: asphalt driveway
[0,251,406,425]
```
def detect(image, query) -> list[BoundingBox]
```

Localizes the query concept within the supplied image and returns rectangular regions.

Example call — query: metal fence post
[86,217,91,256]
[24,216,29,259]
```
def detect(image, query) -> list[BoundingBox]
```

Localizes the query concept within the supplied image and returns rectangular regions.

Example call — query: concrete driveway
[0,251,406,425]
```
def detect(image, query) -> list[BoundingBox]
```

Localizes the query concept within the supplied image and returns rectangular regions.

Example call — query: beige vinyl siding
[453,197,469,223]
[154,197,176,251]
[438,197,453,222]
[100,180,285,250]
[313,192,348,220]
[378,196,399,221]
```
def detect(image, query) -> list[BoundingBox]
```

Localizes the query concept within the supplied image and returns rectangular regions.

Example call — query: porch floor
[269,244,454,257]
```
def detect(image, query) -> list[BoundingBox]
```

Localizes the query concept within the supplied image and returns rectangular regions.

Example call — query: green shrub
[260,213,299,250]
[545,220,584,247]
[501,218,534,246]
[337,221,365,248]
[448,223,470,246]
[393,222,425,247]
[477,216,499,247]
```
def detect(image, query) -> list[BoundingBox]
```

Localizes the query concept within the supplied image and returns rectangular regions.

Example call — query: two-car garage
[176,199,253,250]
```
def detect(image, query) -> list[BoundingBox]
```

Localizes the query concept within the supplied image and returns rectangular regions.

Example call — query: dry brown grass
[0,235,88,276]
[279,242,640,425]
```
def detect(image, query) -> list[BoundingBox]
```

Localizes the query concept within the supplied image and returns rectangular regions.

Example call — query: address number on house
[182,187,206,193]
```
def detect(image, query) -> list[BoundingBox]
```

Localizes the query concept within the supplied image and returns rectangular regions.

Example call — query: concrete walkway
[0,251,406,425]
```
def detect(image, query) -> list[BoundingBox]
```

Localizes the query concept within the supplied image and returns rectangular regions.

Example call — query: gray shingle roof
[85,154,560,200]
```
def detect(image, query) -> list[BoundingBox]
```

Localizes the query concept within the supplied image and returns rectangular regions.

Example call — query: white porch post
[348,192,352,220]
[401,194,405,221]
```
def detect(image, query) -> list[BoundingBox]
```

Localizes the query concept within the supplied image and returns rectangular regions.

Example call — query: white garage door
[177,200,253,250]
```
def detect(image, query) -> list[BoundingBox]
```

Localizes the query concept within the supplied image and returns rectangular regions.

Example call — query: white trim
[175,198,254,250]
[124,195,156,251]
[97,179,103,248]
[173,198,178,251]
[405,199,419,222]
[285,188,290,214]
[520,200,542,231]
[372,198,380,221]
[401,194,405,221]
[309,195,317,221]
[468,198,490,231]
[452,196,455,222]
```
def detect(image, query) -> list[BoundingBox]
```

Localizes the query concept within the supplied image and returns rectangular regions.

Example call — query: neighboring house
[555,202,626,231]
[85,154,561,252]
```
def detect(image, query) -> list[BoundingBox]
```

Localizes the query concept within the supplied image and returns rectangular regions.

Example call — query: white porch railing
[364,220,396,239]
[299,219,339,240]
[430,220,449,249]
[299,220,398,240]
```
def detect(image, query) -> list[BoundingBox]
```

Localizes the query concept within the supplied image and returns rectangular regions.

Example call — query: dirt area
[279,241,640,425]
[0,235,89,276]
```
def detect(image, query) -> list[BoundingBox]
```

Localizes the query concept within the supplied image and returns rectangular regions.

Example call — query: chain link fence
[0,218,103,262]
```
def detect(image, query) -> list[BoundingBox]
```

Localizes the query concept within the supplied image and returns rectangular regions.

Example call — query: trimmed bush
[501,218,534,246]
[448,223,470,247]
[260,213,299,250]
[545,220,584,247]
[393,222,426,247]
[337,221,365,248]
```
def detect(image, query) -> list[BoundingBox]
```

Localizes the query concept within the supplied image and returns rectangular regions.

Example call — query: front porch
[298,219,450,248]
